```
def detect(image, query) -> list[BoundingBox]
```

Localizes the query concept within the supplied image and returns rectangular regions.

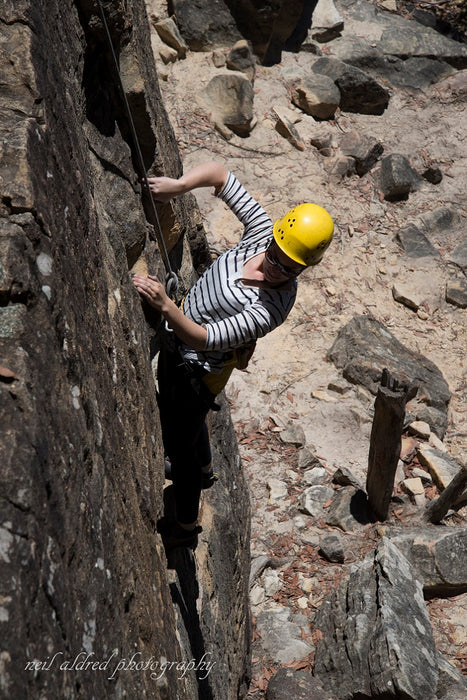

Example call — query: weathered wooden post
[424,465,467,523]
[366,368,418,520]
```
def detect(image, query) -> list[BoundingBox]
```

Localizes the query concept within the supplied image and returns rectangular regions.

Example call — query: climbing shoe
[164,457,218,490]
[201,469,218,489]
[157,518,202,551]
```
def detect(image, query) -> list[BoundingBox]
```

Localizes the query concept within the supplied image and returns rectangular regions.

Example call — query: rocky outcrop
[313,538,466,700]
[0,1,250,697]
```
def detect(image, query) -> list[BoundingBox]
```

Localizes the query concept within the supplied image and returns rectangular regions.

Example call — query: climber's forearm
[147,162,229,201]
[178,161,229,194]
[161,298,208,351]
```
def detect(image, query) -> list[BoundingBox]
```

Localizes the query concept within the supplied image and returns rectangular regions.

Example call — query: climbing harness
[95,0,179,300]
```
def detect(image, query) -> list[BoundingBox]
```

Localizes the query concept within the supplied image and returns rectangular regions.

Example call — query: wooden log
[366,368,418,520]
[424,465,467,523]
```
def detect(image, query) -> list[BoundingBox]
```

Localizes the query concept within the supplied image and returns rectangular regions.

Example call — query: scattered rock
[392,282,424,311]
[297,447,321,469]
[327,379,351,395]
[272,107,305,150]
[291,75,341,120]
[379,153,421,201]
[328,155,356,181]
[153,17,188,58]
[395,224,439,258]
[263,569,281,597]
[319,534,345,563]
[158,43,178,65]
[268,478,288,502]
[413,406,447,440]
[250,583,266,606]
[200,73,255,137]
[310,0,344,43]
[312,57,390,115]
[338,130,384,176]
[310,131,335,151]
[428,432,447,452]
[302,466,326,486]
[418,205,460,233]
[250,555,272,587]
[412,467,432,483]
[448,238,467,272]
[311,388,337,402]
[401,477,425,505]
[256,608,314,664]
[211,48,226,67]
[446,279,467,308]
[313,539,439,700]
[325,487,370,532]
[332,467,363,491]
[408,420,431,439]
[379,22,467,70]
[280,423,306,447]
[417,445,467,503]
[299,485,335,518]
[387,57,454,91]
[226,39,256,80]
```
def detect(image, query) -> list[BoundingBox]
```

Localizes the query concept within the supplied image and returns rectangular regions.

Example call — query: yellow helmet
[273,203,334,266]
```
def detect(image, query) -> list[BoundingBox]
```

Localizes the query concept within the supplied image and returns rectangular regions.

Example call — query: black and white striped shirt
[181,172,297,373]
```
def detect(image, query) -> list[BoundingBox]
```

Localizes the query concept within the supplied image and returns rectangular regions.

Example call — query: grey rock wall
[0,1,250,698]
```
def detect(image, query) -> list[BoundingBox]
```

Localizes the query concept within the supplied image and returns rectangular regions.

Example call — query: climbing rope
[95,0,179,300]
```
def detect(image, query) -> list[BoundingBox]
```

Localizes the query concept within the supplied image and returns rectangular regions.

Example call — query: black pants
[157,336,214,524]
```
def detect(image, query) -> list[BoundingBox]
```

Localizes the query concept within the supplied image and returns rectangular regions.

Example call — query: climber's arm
[146,162,229,201]
[132,274,207,350]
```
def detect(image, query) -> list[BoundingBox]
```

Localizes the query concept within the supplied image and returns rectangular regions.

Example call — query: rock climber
[132,161,334,550]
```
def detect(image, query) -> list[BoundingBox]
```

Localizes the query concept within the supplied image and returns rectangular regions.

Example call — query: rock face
[0,1,250,698]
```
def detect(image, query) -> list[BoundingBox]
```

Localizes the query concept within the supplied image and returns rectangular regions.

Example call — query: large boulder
[312,57,390,114]
[327,315,451,435]
[170,0,242,51]
[291,74,341,120]
[380,21,467,70]
[314,538,439,699]
[200,72,255,137]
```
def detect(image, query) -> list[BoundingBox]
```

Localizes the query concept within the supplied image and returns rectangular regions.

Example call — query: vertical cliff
[0,1,250,697]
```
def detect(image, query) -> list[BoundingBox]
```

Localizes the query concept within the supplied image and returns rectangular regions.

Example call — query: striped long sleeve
[180,173,297,373]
